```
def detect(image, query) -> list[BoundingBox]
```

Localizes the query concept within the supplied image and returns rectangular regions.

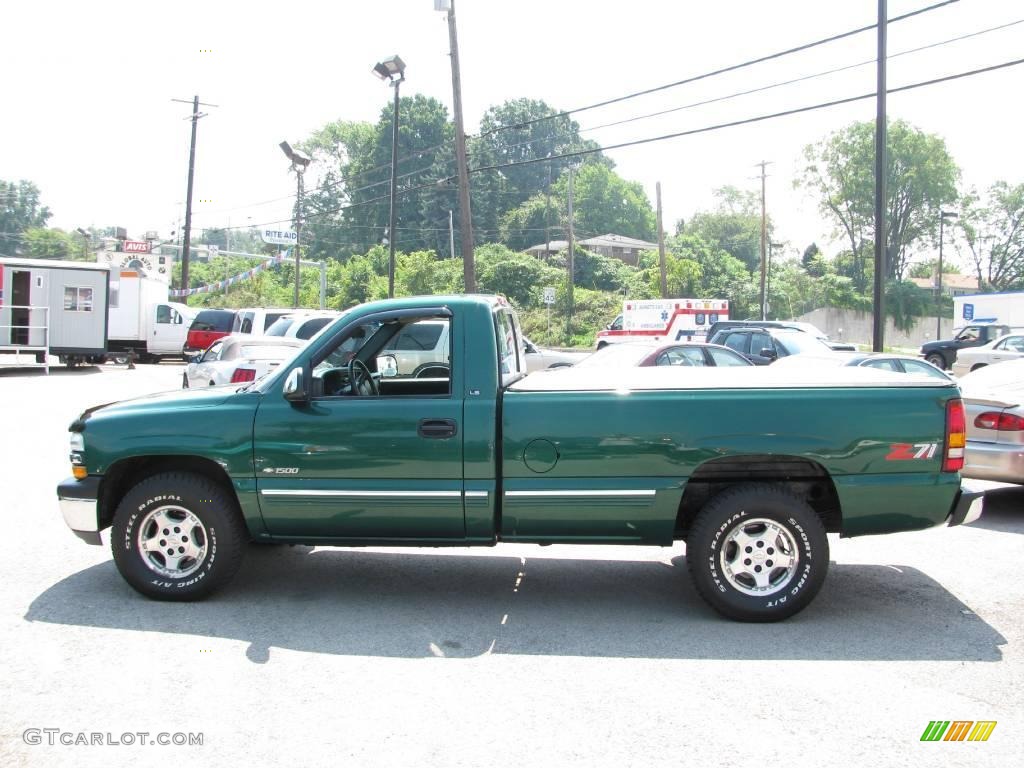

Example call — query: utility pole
[544,157,552,259]
[449,209,456,258]
[295,168,305,307]
[873,0,888,352]
[755,160,772,320]
[656,181,667,298]
[936,210,958,339]
[566,168,575,340]
[172,96,216,304]
[442,0,476,292]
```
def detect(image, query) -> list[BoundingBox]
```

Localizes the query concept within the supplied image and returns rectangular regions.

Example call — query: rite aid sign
[260,229,298,246]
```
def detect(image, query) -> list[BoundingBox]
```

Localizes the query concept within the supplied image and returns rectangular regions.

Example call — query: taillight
[943,398,966,472]
[974,411,1024,431]
[230,368,256,383]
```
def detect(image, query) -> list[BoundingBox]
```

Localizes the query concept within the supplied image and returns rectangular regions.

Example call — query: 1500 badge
[886,443,939,460]
[262,467,300,474]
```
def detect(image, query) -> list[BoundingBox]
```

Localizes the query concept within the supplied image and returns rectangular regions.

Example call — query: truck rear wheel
[686,484,828,622]
[110,471,248,601]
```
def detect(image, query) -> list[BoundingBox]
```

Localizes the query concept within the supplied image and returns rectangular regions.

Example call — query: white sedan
[951,333,1024,377]
[183,335,305,388]
[522,336,592,372]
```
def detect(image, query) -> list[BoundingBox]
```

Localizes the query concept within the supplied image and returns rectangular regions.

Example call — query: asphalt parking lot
[1,359,1022,767]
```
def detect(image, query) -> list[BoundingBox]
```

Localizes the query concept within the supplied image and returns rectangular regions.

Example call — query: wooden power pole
[656,181,667,298]
[756,160,773,320]
[171,95,216,303]
[566,168,575,340]
[445,0,476,292]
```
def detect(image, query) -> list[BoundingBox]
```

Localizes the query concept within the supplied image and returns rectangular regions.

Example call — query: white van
[231,307,293,336]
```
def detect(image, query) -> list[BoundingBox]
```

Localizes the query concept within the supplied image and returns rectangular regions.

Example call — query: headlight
[69,432,86,478]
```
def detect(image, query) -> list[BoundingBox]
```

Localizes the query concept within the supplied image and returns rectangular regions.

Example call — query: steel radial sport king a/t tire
[111,472,248,600]
[687,484,829,621]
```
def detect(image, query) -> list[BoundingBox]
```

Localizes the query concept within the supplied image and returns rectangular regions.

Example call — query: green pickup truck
[58,294,983,621]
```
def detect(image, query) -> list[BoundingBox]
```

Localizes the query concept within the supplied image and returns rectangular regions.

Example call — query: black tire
[970,363,987,372]
[686,484,829,622]
[925,352,947,370]
[596,342,608,350]
[110,471,248,601]
[109,353,129,366]
[182,373,189,389]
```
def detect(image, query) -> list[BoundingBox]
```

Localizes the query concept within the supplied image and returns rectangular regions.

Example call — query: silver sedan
[184,335,305,388]
[958,359,1024,484]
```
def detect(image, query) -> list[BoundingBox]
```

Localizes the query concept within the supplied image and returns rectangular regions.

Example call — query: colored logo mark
[920,721,997,742]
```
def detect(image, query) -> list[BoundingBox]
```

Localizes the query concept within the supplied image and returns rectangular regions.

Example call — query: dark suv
[708,326,835,365]
[706,319,855,351]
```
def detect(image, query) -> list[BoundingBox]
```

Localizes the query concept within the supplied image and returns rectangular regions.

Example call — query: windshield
[576,343,658,368]
[265,317,296,336]
[775,332,834,356]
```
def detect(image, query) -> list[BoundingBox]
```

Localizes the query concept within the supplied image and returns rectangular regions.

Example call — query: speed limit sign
[542,287,556,305]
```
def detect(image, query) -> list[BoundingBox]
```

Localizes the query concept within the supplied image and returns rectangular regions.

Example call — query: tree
[22,228,78,260]
[958,181,1024,291]
[475,98,603,206]
[500,161,656,251]
[796,119,960,289]
[685,186,770,274]
[0,179,52,256]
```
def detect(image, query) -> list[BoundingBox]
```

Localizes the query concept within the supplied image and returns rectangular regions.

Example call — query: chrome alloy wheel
[719,517,799,596]
[136,506,208,579]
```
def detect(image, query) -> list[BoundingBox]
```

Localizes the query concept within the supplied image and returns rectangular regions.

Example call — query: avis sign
[260,229,297,246]
[123,240,151,254]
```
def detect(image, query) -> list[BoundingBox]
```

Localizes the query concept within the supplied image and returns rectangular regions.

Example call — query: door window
[863,358,900,372]
[156,305,171,324]
[750,332,772,356]
[201,341,224,362]
[656,347,705,366]
[722,332,748,354]
[708,347,750,366]
[901,359,950,379]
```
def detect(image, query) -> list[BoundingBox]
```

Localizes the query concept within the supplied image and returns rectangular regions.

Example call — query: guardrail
[0,305,50,374]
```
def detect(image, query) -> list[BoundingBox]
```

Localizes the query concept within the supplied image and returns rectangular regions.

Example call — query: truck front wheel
[925,352,947,370]
[110,471,248,601]
[686,484,829,621]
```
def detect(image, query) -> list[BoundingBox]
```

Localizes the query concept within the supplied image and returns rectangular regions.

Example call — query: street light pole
[373,55,407,299]
[936,210,958,339]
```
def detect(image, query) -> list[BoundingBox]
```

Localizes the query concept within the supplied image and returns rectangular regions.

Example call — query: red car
[184,309,237,355]
[574,341,752,369]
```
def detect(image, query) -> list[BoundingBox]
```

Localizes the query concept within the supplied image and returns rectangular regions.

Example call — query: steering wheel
[347,358,379,396]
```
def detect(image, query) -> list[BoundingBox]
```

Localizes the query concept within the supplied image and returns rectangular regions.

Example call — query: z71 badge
[886,443,939,460]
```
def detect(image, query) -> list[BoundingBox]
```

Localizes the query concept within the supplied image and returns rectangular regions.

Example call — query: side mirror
[760,348,778,360]
[376,354,398,378]
[283,367,309,403]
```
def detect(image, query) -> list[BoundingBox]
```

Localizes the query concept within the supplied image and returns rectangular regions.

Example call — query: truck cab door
[151,304,185,354]
[252,312,466,541]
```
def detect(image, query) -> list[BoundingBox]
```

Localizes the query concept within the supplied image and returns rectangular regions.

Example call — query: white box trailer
[107,270,195,362]
[0,257,110,369]
[953,292,1024,331]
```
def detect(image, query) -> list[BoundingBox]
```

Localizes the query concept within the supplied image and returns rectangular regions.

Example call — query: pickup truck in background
[57,295,983,621]
[920,322,1011,370]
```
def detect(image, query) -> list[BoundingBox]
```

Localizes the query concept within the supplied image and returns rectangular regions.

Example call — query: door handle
[418,419,457,439]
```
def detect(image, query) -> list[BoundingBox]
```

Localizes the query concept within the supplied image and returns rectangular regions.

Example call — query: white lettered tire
[686,484,829,621]
[111,472,248,600]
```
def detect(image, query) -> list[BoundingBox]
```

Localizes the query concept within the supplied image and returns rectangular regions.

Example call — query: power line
[197,0,961,220]
[461,16,1023,163]
[475,0,961,138]
[466,57,1024,177]
[198,55,1023,236]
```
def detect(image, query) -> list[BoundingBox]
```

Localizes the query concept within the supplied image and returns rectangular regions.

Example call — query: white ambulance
[594,298,729,348]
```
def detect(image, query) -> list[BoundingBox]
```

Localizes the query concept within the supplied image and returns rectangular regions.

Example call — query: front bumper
[57,476,103,545]
[963,440,1024,484]
[947,480,986,527]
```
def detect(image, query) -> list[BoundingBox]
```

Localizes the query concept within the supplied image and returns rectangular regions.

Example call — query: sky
[3,0,1022,267]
